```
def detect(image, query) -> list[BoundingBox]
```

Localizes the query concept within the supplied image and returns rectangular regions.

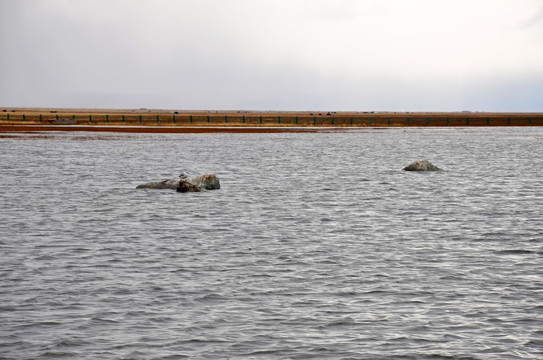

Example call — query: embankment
[1,108,542,130]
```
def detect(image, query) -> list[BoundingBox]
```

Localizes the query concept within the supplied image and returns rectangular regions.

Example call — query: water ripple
[1,128,542,359]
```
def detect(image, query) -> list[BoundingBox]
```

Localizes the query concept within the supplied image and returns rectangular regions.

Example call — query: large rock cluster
[136,174,220,192]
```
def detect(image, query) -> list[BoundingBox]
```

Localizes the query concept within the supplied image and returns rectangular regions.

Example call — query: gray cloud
[1,0,543,111]
[515,6,543,29]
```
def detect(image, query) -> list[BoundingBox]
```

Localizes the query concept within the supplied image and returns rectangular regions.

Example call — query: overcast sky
[1,0,542,111]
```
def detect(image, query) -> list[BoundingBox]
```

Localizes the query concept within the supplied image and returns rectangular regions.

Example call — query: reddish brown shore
[1,107,542,133]
[0,124,328,134]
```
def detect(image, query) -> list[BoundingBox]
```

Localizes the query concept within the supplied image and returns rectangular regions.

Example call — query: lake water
[1,127,542,359]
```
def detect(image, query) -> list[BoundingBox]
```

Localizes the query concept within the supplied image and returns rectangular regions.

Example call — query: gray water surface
[1,127,542,359]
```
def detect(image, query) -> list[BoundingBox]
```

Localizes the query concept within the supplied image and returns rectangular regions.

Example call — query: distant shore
[1,107,542,132]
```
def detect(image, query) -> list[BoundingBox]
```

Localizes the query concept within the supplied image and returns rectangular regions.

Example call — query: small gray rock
[404,160,442,171]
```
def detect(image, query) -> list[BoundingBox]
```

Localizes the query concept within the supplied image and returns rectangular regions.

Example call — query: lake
[1,127,542,359]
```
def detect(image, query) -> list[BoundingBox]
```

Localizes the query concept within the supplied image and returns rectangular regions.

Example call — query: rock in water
[184,174,220,190]
[177,180,201,192]
[176,180,200,192]
[136,174,220,191]
[403,160,442,171]
[136,178,180,189]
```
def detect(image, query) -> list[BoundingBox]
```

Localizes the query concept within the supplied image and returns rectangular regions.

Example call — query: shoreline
[0,124,333,134]
[1,107,542,130]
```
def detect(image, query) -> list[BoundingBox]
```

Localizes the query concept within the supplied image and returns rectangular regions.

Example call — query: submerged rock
[403,160,442,171]
[136,174,220,191]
